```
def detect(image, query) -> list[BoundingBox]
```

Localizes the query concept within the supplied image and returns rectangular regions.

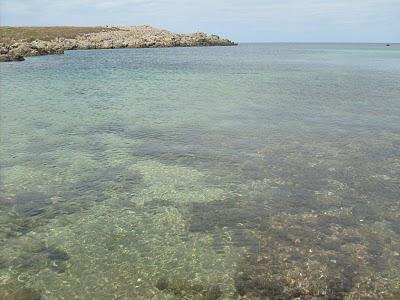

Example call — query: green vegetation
[0,26,117,44]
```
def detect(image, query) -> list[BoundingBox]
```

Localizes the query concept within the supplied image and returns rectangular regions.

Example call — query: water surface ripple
[1,44,400,299]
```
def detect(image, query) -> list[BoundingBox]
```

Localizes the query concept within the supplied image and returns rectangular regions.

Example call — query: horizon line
[0,25,398,44]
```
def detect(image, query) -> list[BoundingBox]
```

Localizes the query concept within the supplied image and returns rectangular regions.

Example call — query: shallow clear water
[0,44,400,299]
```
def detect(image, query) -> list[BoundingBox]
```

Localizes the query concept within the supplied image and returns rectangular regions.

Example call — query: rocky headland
[0,25,236,62]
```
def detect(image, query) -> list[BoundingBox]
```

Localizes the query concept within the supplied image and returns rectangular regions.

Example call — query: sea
[0,43,399,299]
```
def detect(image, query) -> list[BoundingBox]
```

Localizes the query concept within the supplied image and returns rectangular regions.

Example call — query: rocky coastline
[0,25,237,62]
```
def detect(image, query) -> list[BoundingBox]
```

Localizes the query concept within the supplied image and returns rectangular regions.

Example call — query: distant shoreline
[0,25,237,62]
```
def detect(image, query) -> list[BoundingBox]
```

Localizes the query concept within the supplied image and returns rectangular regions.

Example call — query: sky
[0,0,399,42]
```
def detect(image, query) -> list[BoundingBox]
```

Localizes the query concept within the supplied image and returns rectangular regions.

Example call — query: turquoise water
[0,44,400,299]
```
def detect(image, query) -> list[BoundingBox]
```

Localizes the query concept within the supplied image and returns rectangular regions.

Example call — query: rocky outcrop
[0,25,236,62]
[0,40,65,62]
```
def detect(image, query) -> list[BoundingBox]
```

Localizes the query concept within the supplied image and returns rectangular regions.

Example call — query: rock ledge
[0,25,237,62]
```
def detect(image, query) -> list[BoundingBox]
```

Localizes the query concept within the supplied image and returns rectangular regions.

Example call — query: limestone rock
[0,25,236,62]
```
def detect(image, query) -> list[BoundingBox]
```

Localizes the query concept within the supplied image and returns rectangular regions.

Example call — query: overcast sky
[0,0,399,42]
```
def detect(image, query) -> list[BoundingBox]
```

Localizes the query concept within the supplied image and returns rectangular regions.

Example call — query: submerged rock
[155,276,169,290]
[10,287,42,300]
[46,247,69,261]
[204,285,222,300]
[14,192,51,217]
[234,273,284,299]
